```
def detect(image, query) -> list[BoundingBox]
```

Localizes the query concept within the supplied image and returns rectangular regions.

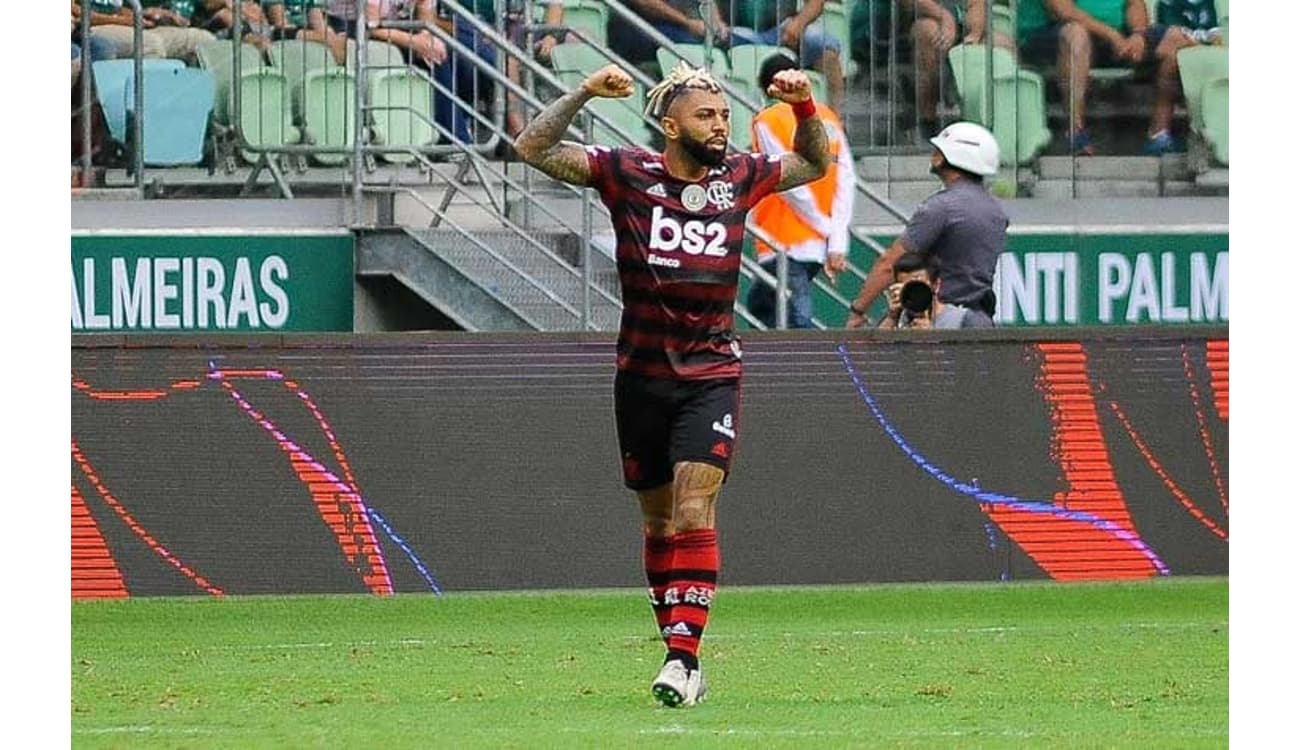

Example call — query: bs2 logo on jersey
[648,206,727,258]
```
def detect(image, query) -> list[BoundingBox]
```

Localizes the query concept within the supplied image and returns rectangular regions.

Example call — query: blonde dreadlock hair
[644,60,723,119]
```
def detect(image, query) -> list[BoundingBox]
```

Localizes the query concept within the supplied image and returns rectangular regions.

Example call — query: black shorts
[614,371,741,491]
[1022,23,1170,70]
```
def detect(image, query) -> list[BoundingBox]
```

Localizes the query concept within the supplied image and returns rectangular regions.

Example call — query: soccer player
[512,61,831,707]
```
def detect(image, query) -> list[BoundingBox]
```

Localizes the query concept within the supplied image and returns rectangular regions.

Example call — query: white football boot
[651,659,707,707]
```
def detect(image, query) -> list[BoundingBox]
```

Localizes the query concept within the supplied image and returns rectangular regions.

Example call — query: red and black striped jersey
[585,146,784,380]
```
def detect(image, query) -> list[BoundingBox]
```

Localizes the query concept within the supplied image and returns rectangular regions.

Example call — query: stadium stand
[72,0,1228,197]
[70,0,1228,337]
[548,43,654,147]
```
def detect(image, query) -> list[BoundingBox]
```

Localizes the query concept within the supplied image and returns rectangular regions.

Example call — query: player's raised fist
[583,65,635,99]
[766,68,813,104]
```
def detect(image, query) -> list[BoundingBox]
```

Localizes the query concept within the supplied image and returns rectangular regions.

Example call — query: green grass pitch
[72,578,1227,748]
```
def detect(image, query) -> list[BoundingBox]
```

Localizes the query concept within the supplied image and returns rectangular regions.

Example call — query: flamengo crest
[706,181,735,210]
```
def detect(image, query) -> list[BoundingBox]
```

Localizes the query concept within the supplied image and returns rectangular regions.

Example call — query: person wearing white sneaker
[513,59,831,711]
[652,658,708,707]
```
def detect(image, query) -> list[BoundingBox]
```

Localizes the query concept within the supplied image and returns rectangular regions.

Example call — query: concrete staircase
[356,225,622,333]
[406,227,622,331]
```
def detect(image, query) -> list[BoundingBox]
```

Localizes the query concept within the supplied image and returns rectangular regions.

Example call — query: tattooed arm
[512,64,635,186]
[765,69,832,192]
[777,112,832,191]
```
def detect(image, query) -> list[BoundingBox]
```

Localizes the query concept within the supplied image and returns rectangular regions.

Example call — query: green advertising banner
[71,232,354,332]
[816,229,1229,328]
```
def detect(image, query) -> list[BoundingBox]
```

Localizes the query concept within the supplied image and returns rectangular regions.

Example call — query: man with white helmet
[846,121,1009,328]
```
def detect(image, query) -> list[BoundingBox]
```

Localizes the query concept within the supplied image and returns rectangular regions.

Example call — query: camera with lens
[899,279,935,315]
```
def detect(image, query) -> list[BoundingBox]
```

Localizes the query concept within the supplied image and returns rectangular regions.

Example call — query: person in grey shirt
[877,251,993,330]
[847,121,1008,328]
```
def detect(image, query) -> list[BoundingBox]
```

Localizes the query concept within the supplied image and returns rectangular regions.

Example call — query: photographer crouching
[847,122,1007,329]
[878,252,993,330]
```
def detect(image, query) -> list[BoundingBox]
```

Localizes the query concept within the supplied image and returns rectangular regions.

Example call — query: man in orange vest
[745,53,856,329]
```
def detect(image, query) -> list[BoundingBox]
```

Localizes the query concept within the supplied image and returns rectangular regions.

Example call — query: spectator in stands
[907,0,964,140]
[72,1,124,61]
[747,54,853,329]
[324,0,359,33]
[527,1,570,66]
[961,0,1014,46]
[264,0,351,63]
[88,1,217,64]
[366,0,446,68]
[849,0,971,139]
[361,1,468,143]
[1014,0,1188,155]
[439,0,505,144]
[81,0,168,59]
[877,251,992,329]
[611,2,844,113]
[624,0,730,51]
[725,2,846,114]
[199,1,275,52]
[504,1,570,139]
[847,122,1006,329]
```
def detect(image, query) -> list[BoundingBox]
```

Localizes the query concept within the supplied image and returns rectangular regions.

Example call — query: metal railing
[350,0,896,329]
[71,0,898,328]
[76,0,143,190]
[77,2,1206,328]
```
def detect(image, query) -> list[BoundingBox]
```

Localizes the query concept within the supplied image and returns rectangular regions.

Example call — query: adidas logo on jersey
[662,622,694,638]
[647,183,667,197]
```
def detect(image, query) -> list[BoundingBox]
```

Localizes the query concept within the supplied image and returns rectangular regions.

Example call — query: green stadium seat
[345,39,408,74]
[196,40,265,128]
[724,75,764,111]
[549,43,616,76]
[590,96,654,148]
[724,46,827,108]
[1176,45,1228,134]
[947,44,1050,166]
[301,69,357,166]
[237,69,301,160]
[369,69,437,164]
[991,2,1015,40]
[947,43,1017,108]
[269,40,352,165]
[342,40,435,164]
[728,44,789,88]
[1201,77,1228,165]
[268,39,338,114]
[722,76,760,151]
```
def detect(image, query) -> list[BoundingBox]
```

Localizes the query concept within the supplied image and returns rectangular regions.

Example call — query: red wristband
[792,98,816,120]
